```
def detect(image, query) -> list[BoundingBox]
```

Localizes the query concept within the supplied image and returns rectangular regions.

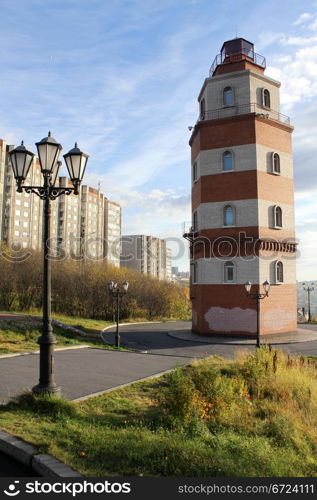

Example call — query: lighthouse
[187,38,297,337]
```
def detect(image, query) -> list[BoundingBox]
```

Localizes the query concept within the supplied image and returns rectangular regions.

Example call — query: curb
[167,328,317,345]
[0,345,90,360]
[73,366,176,402]
[0,429,81,477]
[51,319,100,339]
[101,321,163,333]
[100,321,164,347]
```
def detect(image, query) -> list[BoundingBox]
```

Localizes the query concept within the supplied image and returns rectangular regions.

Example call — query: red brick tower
[187,38,297,337]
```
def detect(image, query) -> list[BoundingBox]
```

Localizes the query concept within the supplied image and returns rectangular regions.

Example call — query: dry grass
[1,349,317,476]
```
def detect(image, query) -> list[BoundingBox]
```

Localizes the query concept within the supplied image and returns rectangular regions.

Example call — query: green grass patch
[2,349,317,476]
[53,314,111,336]
[0,316,127,354]
[0,310,180,354]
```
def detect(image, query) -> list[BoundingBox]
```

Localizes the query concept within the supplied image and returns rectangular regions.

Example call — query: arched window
[223,150,233,171]
[262,88,271,108]
[275,261,284,283]
[200,98,205,120]
[193,161,198,182]
[193,211,198,232]
[224,205,235,226]
[272,152,280,174]
[223,86,234,106]
[224,261,235,283]
[273,205,282,228]
[191,261,198,284]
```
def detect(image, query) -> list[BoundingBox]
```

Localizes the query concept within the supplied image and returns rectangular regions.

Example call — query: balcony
[210,48,266,77]
[197,103,290,125]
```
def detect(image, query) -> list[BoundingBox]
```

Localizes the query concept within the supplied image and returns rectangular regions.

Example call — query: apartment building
[0,139,122,263]
[1,141,43,251]
[166,247,172,281]
[80,185,105,259]
[0,140,6,242]
[104,200,121,267]
[120,235,171,280]
[57,177,81,257]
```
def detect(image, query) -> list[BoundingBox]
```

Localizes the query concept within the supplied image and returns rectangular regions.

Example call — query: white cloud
[293,12,314,26]
[308,17,317,30]
[281,35,317,46]
[266,33,317,110]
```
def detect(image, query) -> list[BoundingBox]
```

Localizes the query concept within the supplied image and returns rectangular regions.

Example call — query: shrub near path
[0,254,190,321]
[1,348,317,476]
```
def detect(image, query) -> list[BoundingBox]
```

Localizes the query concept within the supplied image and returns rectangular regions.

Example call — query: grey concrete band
[0,430,81,477]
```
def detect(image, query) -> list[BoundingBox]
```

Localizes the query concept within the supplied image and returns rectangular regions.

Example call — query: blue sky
[0,0,316,279]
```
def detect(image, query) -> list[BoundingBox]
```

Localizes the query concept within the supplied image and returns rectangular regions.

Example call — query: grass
[52,314,111,336]
[0,316,128,354]
[0,310,183,354]
[2,348,317,476]
[0,309,180,338]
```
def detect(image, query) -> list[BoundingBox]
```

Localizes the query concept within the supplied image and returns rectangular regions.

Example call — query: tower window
[275,261,284,283]
[224,205,235,226]
[273,205,282,228]
[191,261,198,284]
[224,261,235,283]
[223,87,234,106]
[200,98,206,120]
[223,151,233,171]
[272,152,280,174]
[262,88,271,108]
[193,211,198,232]
[193,161,198,182]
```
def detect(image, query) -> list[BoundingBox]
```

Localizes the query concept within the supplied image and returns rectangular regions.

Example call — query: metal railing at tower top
[210,49,266,76]
[197,103,290,125]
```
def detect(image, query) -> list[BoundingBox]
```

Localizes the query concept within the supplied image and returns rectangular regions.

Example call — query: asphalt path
[1,321,317,405]
[1,320,317,475]
[102,321,317,357]
[115,320,256,357]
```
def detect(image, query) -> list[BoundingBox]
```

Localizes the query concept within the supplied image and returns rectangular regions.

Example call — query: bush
[0,251,190,321]
[156,350,317,457]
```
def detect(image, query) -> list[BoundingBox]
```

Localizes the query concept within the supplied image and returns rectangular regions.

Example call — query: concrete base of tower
[191,284,297,336]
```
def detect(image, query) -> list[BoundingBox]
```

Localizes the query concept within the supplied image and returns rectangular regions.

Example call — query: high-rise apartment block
[104,200,121,267]
[0,137,121,264]
[57,177,81,257]
[80,185,105,259]
[121,235,172,280]
[186,38,297,337]
[1,142,44,251]
[166,248,172,281]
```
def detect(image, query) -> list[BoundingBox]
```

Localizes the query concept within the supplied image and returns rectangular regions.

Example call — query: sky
[0,0,316,279]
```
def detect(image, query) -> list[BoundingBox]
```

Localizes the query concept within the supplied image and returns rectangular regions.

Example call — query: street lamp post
[302,282,315,322]
[244,280,270,348]
[9,133,88,395]
[107,281,129,348]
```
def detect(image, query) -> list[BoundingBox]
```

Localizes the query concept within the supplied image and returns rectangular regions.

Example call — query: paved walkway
[0,347,187,404]
[1,321,317,405]
[168,326,317,345]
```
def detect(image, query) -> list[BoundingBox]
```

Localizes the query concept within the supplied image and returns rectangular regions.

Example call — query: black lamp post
[107,281,129,348]
[303,282,315,322]
[9,132,88,395]
[244,280,270,348]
